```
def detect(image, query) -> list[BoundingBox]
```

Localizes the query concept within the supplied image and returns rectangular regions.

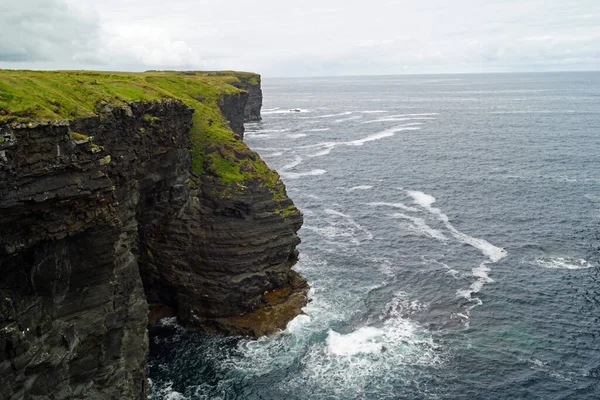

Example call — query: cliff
[0,71,306,399]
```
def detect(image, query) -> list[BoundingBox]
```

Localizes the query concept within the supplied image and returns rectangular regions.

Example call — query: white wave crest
[367,201,419,212]
[349,185,373,191]
[327,327,385,355]
[281,156,303,171]
[347,127,421,146]
[536,256,593,270]
[315,111,353,118]
[390,213,448,241]
[406,190,507,262]
[334,115,363,123]
[287,133,308,139]
[406,190,506,306]
[280,169,327,179]
[303,125,420,158]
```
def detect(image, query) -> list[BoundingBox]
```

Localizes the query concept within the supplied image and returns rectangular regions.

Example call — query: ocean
[149,72,600,399]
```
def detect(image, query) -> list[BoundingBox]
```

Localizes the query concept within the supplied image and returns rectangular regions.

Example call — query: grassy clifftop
[0,70,281,190]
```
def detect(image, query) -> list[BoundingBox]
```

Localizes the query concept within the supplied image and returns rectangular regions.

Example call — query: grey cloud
[1,0,599,75]
[0,0,102,64]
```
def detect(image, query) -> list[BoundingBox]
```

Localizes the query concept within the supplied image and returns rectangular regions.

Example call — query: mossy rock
[0,69,280,197]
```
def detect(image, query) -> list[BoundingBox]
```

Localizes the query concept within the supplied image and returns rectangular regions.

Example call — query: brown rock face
[0,89,306,398]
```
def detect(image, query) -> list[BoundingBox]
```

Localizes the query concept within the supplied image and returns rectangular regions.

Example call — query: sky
[0,0,599,77]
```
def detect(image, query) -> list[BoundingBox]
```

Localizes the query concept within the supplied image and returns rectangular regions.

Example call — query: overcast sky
[0,0,599,76]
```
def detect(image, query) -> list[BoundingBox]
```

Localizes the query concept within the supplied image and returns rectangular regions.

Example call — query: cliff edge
[0,71,306,399]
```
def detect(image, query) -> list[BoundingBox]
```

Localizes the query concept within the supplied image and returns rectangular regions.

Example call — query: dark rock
[0,80,307,398]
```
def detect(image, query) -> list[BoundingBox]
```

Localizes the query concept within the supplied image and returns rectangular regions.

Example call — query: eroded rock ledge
[0,71,306,399]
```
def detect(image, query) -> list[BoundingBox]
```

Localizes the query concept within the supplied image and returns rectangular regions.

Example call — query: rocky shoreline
[0,71,306,399]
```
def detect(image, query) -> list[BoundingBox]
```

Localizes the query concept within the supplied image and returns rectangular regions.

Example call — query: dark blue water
[149,72,600,399]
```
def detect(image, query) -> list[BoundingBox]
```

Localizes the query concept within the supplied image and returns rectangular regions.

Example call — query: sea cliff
[0,71,307,399]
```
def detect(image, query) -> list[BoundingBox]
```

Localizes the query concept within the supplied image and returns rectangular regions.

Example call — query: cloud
[0,0,599,75]
[0,0,101,63]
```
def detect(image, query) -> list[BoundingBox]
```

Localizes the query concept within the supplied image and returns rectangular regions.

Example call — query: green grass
[0,69,282,197]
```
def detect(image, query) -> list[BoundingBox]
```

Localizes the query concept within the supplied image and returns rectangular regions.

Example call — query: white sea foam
[359,110,387,114]
[456,262,495,300]
[406,190,507,262]
[324,209,374,241]
[349,185,373,191]
[334,115,363,123]
[261,128,289,133]
[305,128,331,132]
[280,169,327,179]
[285,314,312,335]
[406,190,506,305]
[314,111,353,118]
[262,108,312,114]
[367,201,419,212]
[327,327,385,355]
[535,256,593,270]
[148,381,187,400]
[285,292,442,397]
[262,109,292,115]
[286,133,308,139]
[406,190,437,208]
[390,213,448,241]
[347,127,421,146]
[281,156,303,170]
[263,151,285,157]
[389,113,439,117]
[308,144,337,157]
[304,209,373,246]
[214,254,443,399]
[303,125,420,158]
[361,117,436,124]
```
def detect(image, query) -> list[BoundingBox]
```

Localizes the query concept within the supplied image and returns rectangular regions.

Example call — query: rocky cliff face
[241,76,263,122]
[0,71,306,399]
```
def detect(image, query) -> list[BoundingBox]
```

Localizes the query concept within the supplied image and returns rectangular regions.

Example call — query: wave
[334,115,363,123]
[359,110,388,114]
[304,209,373,246]
[263,108,312,114]
[286,133,308,139]
[324,209,374,241]
[406,190,507,262]
[314,111,353,118]
[347,127,421,146]
[327,327,385,355]
[280,169,327,179]
[361,117,436,124]
[281,156,303,171]
[535,256,593,270]
[303,125,420,158]
[263,151,285,157]
[285,294,446,398]
[286,292,442,397]
[349,185,373,191]
[390,213,448,241]
[148,381,187,400]
[307,144,337,157]
[406,190,506,303]
[367,201,419,212]
[305,128,331,132]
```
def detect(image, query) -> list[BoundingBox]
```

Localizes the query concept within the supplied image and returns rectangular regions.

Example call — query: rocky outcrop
[218,91,249,139]
[241,76,263,122]
[0,71,306,399]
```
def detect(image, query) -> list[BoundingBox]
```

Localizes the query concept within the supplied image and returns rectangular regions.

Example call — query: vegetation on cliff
[0,70,281,195]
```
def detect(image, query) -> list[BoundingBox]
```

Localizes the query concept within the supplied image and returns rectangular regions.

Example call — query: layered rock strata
[0,71,306,399]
